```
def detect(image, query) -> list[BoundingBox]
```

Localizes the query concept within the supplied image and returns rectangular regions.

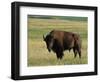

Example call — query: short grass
[28,16,88,66]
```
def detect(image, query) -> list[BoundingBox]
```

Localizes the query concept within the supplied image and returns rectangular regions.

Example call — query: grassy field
[28,15,88,66]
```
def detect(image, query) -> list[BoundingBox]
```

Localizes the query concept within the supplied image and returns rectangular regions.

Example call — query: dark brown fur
[43,30,81,60]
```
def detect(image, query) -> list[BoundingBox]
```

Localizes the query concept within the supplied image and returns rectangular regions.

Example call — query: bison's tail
[72,34,82,49]
[73,34,82,58]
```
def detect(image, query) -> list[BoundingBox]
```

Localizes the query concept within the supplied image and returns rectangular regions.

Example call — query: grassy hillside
[29,15,87,21]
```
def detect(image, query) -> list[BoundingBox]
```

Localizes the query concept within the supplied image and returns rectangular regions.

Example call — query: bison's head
[43,34,54,52]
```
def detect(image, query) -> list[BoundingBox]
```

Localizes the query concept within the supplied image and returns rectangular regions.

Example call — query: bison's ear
[43,35,45,41]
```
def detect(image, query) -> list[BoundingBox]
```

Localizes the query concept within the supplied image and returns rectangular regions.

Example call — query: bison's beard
[47,42,53,52]
[48,48,51,52]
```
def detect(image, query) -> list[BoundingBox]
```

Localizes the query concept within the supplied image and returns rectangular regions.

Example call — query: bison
[43,30,82,60]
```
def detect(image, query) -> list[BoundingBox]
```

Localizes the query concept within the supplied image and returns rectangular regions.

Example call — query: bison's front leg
[56,52,64,60]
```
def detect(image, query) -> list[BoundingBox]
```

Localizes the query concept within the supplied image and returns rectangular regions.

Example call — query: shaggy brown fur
[43,30,81,59]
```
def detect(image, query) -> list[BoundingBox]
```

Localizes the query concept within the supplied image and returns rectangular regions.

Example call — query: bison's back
[50,30,81,50]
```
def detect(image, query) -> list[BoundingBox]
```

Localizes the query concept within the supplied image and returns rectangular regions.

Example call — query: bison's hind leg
[78,49,81,58]
[75,47,81,58]
[73,48,81,58]
[73,48,77,58]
